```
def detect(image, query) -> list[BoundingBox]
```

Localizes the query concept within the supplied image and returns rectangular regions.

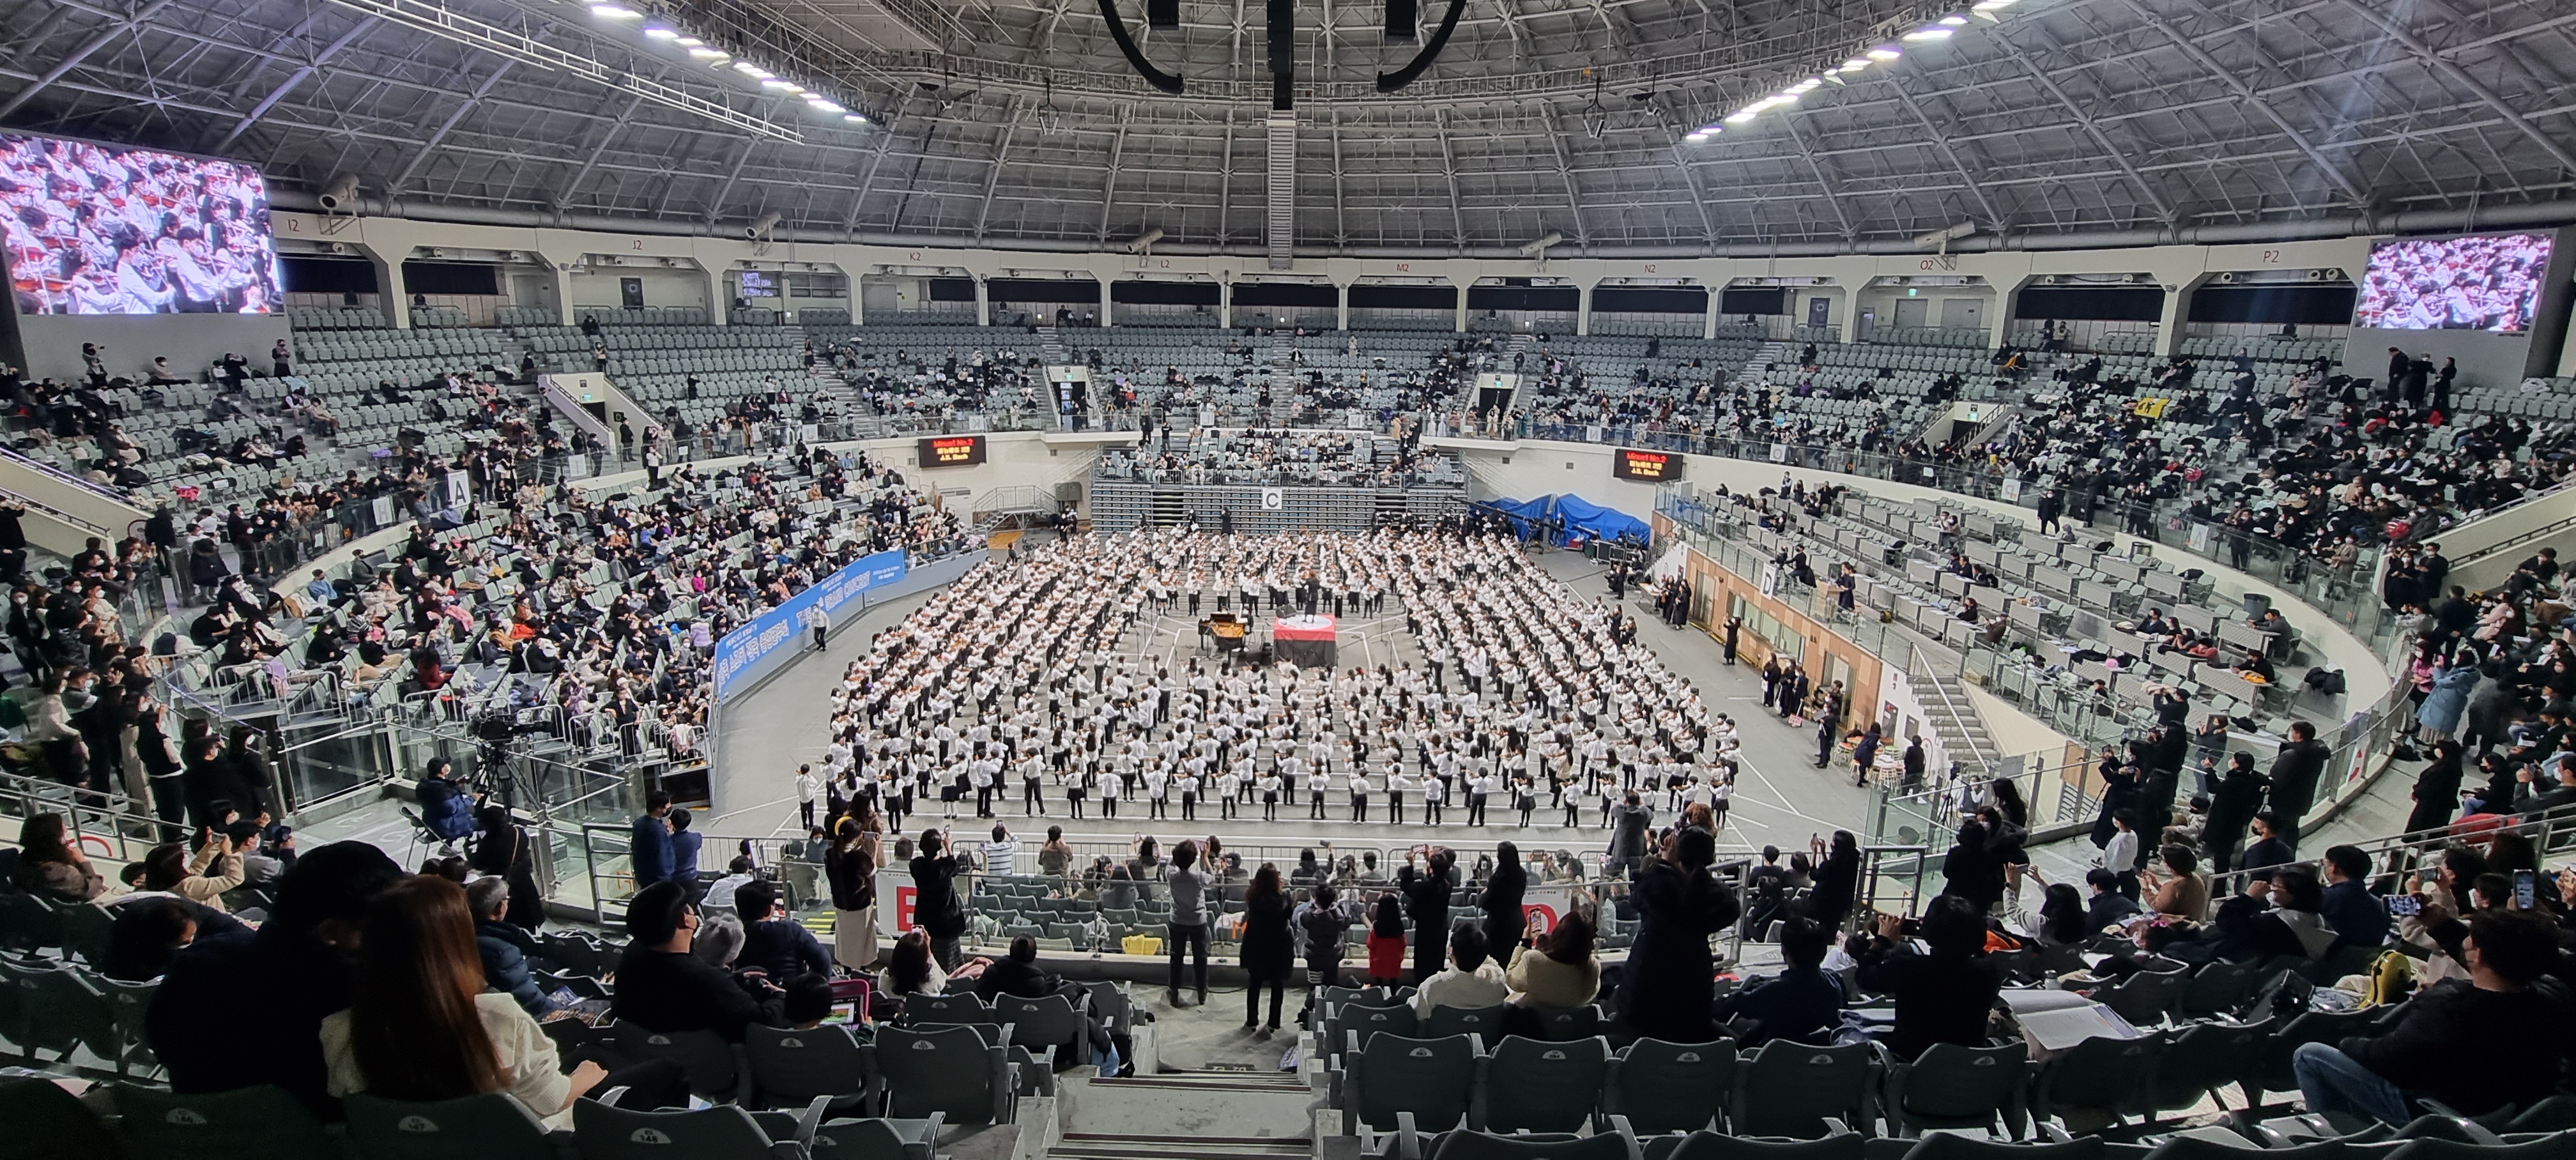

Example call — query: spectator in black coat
[1397,848,1455,983]
[2237,811,2295,881]
[974,935,1126,1075]
[466,876,549,1016]
[733,880,830,984]
[1938,820,2005,912]
[609,881,785,1043]
[2318,845,2392,950]
[1854,894,2007,1060]
[145,841,406,1118]
[911,829,969,971]
[2202,752,2268,872]
[2295,910,2573,1124]
[1479,842,1529,954]
[2267,722,2331,849]
[1716,917,1841,1046]
[1624,825,1742,1044]
[2084,867,2143,931]
[1238,864,1295,1032]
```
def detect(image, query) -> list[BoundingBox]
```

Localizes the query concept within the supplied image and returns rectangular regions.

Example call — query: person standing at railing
[629,790,675,891]
[2266,721,2331,852]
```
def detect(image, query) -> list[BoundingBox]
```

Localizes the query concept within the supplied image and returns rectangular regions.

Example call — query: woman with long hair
[2035,883,2088,945]
[1503,908,1600,1009]
[827,806,884,969]
[12,812,103,901]
[882,927,988,998]
[1238,863,1293,1032]
[1365,892,1408,988]
[320,875,686,1121]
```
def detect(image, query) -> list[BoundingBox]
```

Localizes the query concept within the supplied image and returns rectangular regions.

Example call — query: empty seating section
[584,323,805,430]
[2455,378,2576,422]
[282,305,390,329]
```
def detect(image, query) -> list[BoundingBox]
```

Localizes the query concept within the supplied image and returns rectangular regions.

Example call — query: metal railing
[2199,799,2576,920]
[555,820,1932,959]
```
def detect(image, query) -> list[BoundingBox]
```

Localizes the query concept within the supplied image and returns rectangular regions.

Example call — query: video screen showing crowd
[1,132,282,316]
[807,518,1738,841]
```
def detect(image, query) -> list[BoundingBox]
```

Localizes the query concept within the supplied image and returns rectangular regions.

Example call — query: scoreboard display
[1612,448,1680,482]
[917,436,987,468]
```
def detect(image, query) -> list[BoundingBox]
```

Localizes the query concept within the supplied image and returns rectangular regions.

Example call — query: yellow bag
[1121,934,1163,956]
[2361,950,2414,1007]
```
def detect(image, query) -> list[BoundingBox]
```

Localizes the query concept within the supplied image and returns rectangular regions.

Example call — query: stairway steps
[1087,1076,1307,1094]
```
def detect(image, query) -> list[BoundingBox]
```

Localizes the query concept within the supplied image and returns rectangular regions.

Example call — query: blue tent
[1480,495,1552,540]
[1552,494,1650,546]
[1486,494,1648,547]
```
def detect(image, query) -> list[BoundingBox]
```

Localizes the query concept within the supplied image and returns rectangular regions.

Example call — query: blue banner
[712,549,907,703]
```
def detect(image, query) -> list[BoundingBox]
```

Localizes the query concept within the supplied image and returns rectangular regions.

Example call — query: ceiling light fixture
[673,34,703,45]
[325,0,797,140]
[687,46,727,59]
[642,24,678,38]
[1902,26,1954,39]
[587,3,641,19]
[1938,14,1970,24]
[807,98,845,113]
[1867,45,1903,59]
[843,113,868,123]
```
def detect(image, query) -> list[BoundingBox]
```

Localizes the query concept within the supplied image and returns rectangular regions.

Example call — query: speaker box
[1384,0,1417,40]
[1268,0,1294,74]
[1148,0,1178,29]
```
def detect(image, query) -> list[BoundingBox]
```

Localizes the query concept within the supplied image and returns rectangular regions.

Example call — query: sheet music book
[2000,989,2142,1052]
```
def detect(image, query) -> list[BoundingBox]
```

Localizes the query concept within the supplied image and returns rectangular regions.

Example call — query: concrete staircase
[1266,333,1301,420]
[1742,340,1791,385]
[1045,1072,1314,1160]
[1915,658,2005,779]
[809,361,864,420]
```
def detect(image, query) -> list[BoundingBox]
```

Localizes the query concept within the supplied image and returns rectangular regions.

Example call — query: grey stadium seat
[1605,1037,1736,1134]
[117,1083,342,1160]
[1477,1034,1611,1134]
[344,1090,565,1160]
[746,1022,877,1111]
[1349,1032,1485,1132]
[876,1023,1018,1126]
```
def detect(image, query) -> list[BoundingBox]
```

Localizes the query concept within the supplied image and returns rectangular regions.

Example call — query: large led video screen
[1,132,280,316]
[2354,233,2552,333]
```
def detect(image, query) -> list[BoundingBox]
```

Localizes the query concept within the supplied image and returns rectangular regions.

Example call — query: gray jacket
[1168,865,1215,926]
